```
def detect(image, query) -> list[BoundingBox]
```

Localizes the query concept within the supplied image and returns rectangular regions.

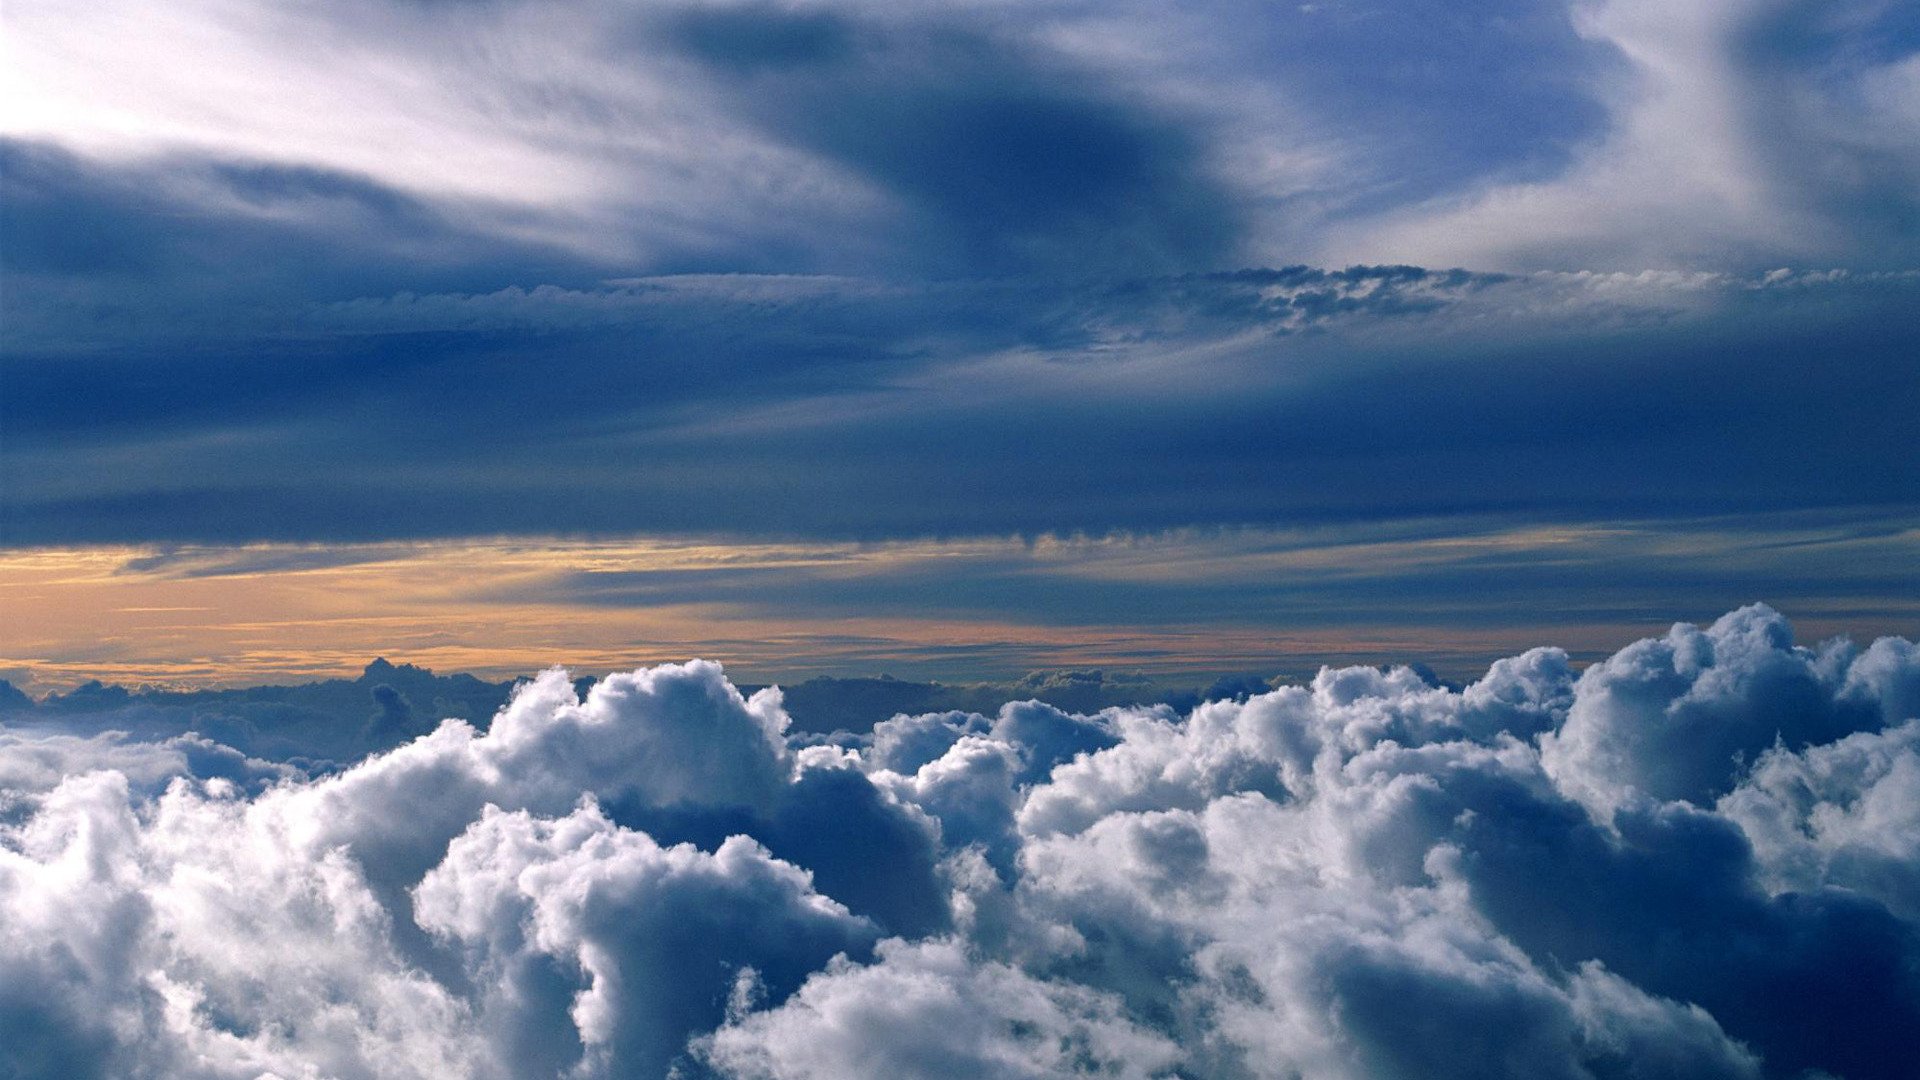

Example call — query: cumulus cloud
[0,661,879,1079]
[1719,716,1920,919]
[697,938,1182,1080]
[1541,604,1885,818]
[0,728,293,803]
[1,605,1918,1078]
[415,803,876,1078]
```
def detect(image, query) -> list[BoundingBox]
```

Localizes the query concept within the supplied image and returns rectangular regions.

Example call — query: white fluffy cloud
[0,728,293,802]
[698,938,1181,1080]
[2,605,1917,1078]
[415,803,875,1078]
[0,660,834,1079]
[1719,717,1920,919]
[1541,604,1885,819]
[0,770,484,1079]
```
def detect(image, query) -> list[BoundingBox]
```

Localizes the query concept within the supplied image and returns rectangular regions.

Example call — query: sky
[3,0,1918,687]
[5,5,1920,1079]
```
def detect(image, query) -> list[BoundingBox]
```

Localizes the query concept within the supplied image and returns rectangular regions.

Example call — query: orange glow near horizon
[1,524,1914,695]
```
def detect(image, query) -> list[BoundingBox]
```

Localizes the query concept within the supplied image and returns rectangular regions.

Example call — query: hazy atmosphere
[3,0,1918,1077]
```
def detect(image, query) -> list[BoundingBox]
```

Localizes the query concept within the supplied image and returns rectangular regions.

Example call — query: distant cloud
[0,728,292,799]
[6,240,1916,546]
[2,517,1915,695]
[2,606,1917,1077]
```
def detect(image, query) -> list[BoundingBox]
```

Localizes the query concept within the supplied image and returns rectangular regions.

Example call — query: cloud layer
[9,0,1918,270]
[3,605,1917,1078]
[4,2,1916,563]
[6,256,1917,546]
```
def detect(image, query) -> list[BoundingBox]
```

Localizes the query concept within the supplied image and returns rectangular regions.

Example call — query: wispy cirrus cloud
[6,243,1917,548]
[5,0,1917,561]
[7,0,1917,272]
[3,517,1915,691]
[1327,0,1920,269]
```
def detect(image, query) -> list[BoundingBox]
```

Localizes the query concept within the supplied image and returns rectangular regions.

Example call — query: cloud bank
[7,255,1917,546]
[3,604,1917,1078]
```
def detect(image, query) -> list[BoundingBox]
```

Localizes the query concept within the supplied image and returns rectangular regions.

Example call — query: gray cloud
[1327,0,1920,270]
[8,249,1916,550]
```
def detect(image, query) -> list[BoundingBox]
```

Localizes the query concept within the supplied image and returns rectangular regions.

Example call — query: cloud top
[2,605,1918,1077]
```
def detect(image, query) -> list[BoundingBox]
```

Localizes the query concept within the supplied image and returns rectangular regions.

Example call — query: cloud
[0,728,293,804]
[6,3,1917,1071]
[696,937,1182,1080]
[0,660,892,1078]
[415,803,877,1078]
[0,770,485,1080]
[1719,715,1920,919]
[1541,603,1885,818]
[5,13,1915,560]
[1,0,1247,276]
[4,606,1917,1077]
[10,0,1916,278]
[654,4,1243,277]
[6,246,1917,549]
[1330,0,1920,269]
[2,659,515,766]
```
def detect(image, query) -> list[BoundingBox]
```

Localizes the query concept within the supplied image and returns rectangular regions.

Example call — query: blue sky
[2,0,1918,682]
